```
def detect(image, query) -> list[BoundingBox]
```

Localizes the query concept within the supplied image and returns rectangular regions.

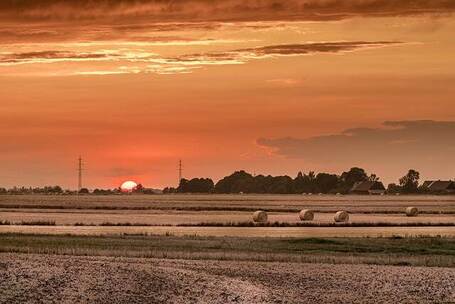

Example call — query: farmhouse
[350,181,386,195]
[421,180,455,193]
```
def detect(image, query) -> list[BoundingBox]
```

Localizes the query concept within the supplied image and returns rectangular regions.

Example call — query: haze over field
[1,0,455,188]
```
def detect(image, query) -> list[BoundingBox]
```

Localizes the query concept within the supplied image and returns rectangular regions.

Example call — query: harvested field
[0,253,454,304]
[1,210,455,226]
[1,225,455,237]
[1,194,455,214]
[1,194,455,237]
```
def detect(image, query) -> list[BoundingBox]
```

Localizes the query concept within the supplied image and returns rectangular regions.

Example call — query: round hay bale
[252,210,268,223]
[334,211,349,222]
[405,207,419,217]
[299,209,314,221]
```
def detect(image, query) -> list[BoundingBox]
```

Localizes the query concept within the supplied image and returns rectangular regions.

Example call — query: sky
[1,0,455,189]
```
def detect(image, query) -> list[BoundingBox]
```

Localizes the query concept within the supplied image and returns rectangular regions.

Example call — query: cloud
[1,0,454,23]
[0,51,116,65]
[257,120,455,179]
[154,41,402,71]
[236,41,400,56]
[0,40,401,75]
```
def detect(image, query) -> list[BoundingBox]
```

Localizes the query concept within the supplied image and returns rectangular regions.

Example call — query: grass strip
[0,233,454,267]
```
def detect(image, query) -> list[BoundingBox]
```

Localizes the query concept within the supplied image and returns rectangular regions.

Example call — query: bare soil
[0,253,454,304]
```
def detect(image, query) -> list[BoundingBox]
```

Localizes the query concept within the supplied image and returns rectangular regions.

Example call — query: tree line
[0,167,439,195]
[164,167,425,194]
[0,185,154,195]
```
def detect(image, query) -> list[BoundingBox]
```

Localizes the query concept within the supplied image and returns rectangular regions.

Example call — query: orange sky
[1,0,455,189]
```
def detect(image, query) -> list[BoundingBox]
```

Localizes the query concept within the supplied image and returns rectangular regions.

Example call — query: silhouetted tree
[93,188,114,195]
[134,184,144,193]
[369,174,380,182]
[315,173,339,193]
[387,183,402,194]
[266,176,294,194]
[294,171,317,194]
[338,167,369,193]
[163,187,177,194]
[215,171,255,193]
[178,178,214,193]
[399,169,420,193]
[79,188,90,194]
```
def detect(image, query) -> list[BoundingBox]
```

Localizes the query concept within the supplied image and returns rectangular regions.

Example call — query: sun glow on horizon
[120,180,138,192]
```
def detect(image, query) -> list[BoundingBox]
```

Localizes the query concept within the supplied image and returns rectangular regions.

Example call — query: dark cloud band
[257,121,455,171]
[1,0,454,23]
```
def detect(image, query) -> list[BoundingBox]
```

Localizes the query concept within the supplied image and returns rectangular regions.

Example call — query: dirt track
[0,253,454,303]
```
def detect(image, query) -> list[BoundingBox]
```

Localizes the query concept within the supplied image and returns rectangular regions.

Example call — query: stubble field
[1,194,455,237]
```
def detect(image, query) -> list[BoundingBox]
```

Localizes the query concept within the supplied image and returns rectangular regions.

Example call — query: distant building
[421,180,455,193]
[351,181,386,195]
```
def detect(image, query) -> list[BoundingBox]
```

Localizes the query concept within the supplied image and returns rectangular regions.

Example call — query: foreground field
[0,253,454,304]
[1,234,455,267]
[1,234,454,303]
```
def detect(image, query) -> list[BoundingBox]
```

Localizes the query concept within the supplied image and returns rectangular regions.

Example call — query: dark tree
[387,183,402,194]
[266,176,294,194]
[79,188,90,194]
[399,169,420,193]
[314,173,339,193]
[214,171,255,193]
[134,183,144,193]
[294,171,317,194]
[163,187,177,194]
[178,178,214,193]
[338,167,369,193]
[369,174,380,182]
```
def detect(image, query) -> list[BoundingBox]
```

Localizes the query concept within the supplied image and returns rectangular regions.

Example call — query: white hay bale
[334,211,349,222]
[405,207,419,217]
[252,210,268,223]
[299,209,314,221]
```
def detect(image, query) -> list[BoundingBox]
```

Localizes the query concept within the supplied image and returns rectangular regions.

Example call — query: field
[1,194,455,303]
[2,234,455,267]
[1,194,455,237]
[2,252,454,304]
[1,194,455,213]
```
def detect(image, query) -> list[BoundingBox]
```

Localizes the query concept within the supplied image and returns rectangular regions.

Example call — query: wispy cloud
[236,41,400,55]
[0,41,402,75]
[0,51,117,65]
[0,40,401,76]
[145,41,402,73]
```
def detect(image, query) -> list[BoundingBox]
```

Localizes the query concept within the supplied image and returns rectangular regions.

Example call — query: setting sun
[120,181,138,192]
